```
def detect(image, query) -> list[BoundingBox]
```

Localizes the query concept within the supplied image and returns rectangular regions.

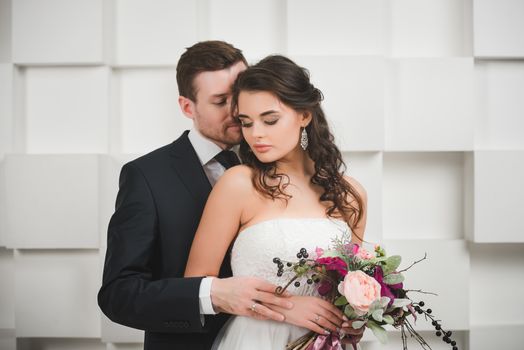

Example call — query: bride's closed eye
[239,118,279,128]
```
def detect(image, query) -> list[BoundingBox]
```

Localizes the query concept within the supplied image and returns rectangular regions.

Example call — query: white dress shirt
[187,128,238,318]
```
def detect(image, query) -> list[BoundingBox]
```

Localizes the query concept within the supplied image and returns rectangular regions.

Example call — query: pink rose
[338,270,381,316]
[315,247,324,258]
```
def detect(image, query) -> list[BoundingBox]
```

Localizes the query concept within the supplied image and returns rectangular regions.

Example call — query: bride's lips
[253,144,272,153]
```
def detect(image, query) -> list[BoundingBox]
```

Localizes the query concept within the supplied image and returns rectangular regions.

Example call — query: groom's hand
[210,277,293,322]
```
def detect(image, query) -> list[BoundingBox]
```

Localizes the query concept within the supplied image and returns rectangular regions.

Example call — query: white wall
[1,0,523,349]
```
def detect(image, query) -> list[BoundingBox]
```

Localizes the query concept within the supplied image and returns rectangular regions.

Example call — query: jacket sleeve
[98,162,206,333]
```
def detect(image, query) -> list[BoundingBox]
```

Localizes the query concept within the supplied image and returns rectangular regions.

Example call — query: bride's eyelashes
[239,118,280,128]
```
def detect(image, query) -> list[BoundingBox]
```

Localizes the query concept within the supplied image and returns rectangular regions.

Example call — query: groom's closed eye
[213,98,227,106]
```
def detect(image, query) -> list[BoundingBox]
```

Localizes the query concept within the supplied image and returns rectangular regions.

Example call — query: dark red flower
[374,266,403,305]
[315,257,348,277]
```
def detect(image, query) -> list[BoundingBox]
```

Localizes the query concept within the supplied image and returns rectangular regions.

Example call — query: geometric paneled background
[1,0,523,349]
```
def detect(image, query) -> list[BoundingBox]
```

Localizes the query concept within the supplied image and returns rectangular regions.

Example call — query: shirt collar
[188,128,239,165]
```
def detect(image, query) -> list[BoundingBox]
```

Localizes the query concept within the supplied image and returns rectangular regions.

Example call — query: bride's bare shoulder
[213,164,255,195]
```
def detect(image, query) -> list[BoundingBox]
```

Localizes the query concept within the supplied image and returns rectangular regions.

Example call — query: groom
[98,41,292,350]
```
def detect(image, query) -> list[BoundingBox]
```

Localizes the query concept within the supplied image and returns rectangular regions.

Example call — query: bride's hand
[269,295,344,335]
[340,317,365,348]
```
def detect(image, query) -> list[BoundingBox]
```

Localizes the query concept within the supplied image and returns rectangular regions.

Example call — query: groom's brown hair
[176,40,247,102]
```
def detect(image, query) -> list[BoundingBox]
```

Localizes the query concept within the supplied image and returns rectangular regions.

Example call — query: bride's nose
[251,121,266,138]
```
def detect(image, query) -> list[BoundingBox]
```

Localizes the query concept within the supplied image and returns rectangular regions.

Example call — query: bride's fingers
[314,314,339,333]
[318,300,344,319]
[305,320,331,335]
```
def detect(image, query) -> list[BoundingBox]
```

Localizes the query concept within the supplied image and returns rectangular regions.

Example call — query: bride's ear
[301,111,312,127]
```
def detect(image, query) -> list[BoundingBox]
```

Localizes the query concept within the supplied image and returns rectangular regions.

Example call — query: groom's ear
[178,96,195,120]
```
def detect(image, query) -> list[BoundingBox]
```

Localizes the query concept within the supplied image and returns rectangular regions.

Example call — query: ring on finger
[250,303,258,312]
[314,314,321,323]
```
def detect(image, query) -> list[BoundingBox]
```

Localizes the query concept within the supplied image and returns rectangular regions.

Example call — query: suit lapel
[169,131,212,205]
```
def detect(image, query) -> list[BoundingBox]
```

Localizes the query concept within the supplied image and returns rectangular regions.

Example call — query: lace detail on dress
[231,218,351,296]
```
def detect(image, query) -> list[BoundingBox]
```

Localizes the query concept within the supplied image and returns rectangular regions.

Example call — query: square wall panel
[475,61,524,150]
[383,239,469,330]
[14,249,100,337]
[343,152,383,243]
[0,0,11,63]
[107,344,143,350]
[385,58,474,151]
[5,155,99,249]
[0,329,15,350]
[17,338,105,350]
[292,56,384,151]
[12,0,104,64]
[470,325,524,350]
[0,161,6,246]
[383,152,465,240]
[0,64,13,157]
[470,243,524,326]
[389,0,472,57]
[116,68,191,154]
[473,0,524,58]
[473,151,524,242]
[209,0,285,61]
[0,248,15,329]
[24,67,109,154]
[287,0,386,55]
[101,313,143,343]
[115,0,198,66]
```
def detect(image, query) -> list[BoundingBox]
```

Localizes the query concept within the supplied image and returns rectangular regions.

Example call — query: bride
[185,55,367,349]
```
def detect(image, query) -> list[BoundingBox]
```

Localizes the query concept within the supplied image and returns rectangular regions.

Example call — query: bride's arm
[344,175,367,245]
[184,165,292,320]
[184,166,246,277]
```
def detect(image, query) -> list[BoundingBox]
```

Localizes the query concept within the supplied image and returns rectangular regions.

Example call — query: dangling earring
[300,128,309,150]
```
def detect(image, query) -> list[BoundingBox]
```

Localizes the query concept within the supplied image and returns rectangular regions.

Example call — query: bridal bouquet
[272,233,457,350]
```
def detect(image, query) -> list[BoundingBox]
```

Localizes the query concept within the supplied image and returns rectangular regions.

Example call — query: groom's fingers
[253,279,292,297]
[250,303,286,322]
[254,290,294,310]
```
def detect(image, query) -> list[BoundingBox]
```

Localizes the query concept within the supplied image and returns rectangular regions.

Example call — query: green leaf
[367,320,388,344]
[344,304,359,319]
[380,297,391,308]
[372,309,384,322]
[368,299,383,313]
[371,256,388,263]
[382,255,402,275]
[383,273,404,285]
[352,320,366,329]
[334,295,348,306]
[322,249,343,258]
[382,314,394,325]
[391,298,412,308]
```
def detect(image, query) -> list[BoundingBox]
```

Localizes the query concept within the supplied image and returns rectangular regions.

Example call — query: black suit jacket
[98,131,231,350]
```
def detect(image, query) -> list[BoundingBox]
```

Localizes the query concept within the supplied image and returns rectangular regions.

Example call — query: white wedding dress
[212,217,351,350]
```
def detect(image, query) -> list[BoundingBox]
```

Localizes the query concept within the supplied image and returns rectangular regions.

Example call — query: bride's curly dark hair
[231,55,364,230]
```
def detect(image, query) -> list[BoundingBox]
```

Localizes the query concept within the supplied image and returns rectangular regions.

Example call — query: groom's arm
[98,162,206,333]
